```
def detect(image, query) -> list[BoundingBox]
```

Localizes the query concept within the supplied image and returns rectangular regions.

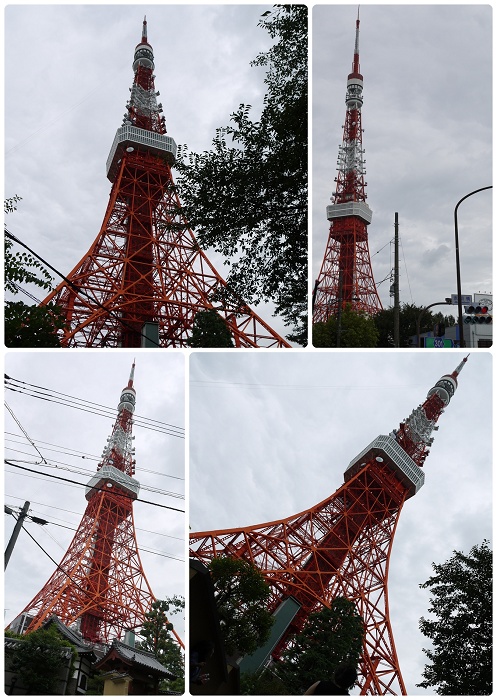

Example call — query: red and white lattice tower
[41,18,289,348]
[9,363,177,646]
[314,11,382,322]
[190,357,469,695]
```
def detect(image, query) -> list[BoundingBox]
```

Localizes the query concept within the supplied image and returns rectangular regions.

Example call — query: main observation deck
[106,125,177,181]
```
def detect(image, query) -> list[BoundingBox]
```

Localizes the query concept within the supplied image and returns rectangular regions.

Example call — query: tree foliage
[7,625,76,694]
[188,309,235,347]
[373,303,456,347]
[313,304,379,347]
[275,598,364,694]
[175,6,308,345]
[138,597,185,693]
[417,540,492,695]
[4,196,65,347]
[209,556,274,656]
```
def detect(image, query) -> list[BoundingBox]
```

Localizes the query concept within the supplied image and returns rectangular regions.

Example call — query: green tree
[7,625,76,694]
[417,540,492,695]
[276,598,364,694]
[313,305,379,347]
[209,556,274,656]
[4,196,65,347]
[138,597,185,693]
[175,6,308,346]
[188,309,235,347]
[374,303,456,347]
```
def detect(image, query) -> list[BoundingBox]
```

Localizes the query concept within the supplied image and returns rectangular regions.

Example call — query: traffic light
[463,305,492,324]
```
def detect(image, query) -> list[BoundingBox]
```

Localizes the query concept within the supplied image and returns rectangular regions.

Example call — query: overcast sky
[312,5,492,311]
[4,351,186,639]
[189,351,492,694]
[4,4,288,338]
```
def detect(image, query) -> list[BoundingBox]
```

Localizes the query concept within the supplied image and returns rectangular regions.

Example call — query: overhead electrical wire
[6,510,184,563]
[5,432,184,482]
[5,461,184,513]
[4,228,164,348]
[5,374,184,439]
[6,455,184,500]
[5,494,184,542]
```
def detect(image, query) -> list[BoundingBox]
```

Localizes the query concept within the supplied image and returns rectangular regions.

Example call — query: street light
[454,186,492,347]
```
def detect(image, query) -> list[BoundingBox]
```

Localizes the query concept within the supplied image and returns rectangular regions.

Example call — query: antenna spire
[141,15,148,44]
[351,6,361,77]
[128,360,136,388]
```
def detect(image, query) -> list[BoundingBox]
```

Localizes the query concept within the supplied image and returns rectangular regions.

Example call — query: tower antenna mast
[314,9,382,323]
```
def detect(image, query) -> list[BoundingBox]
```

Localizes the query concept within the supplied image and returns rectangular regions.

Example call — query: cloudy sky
[4,351,186,639]
[4,4,287,338]
[312,5,492,311]
[189,351,492,694]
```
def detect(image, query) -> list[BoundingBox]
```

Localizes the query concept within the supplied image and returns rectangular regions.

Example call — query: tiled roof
[101,639,176,678]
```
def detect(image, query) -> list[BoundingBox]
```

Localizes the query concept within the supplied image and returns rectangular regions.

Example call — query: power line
[5,493,184,542]
[5,461,185,513]
[5,374,184,438]
[5,431,184,481]
[6,455,184,500]
[4,228,163,348]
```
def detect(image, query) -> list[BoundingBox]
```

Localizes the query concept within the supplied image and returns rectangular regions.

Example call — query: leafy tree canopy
[188,309,234,347]
[4,196,65,347]
[373,303,456,347]
[417,540,492,695]
[276,597,364,694]
[209,556,274,656]
[8,625,76,694]
[313,304,379,347]
[138,597,185,693]
[175,6,308,345]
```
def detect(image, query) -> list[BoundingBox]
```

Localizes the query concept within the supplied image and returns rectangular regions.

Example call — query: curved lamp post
[454,186,492,347]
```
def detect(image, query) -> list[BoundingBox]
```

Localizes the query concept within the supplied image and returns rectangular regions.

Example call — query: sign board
[451,294,472,305]
[425,338,454,348]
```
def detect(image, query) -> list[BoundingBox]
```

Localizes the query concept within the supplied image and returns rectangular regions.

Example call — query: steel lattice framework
[41,18,289,349]
[314,11,382,322]
[190,357,469,695]
[10,363,179,646]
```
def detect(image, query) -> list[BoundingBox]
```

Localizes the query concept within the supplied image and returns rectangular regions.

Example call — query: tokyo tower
[9,363,173,645]
[40,18,289,348]
[313,10,382,323]
[190,357,469,694]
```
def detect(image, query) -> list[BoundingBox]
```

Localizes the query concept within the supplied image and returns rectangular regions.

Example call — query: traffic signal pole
[416,302,451,348]
[454,186,492,348]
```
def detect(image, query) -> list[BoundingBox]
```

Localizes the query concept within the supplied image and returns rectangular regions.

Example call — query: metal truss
[41,151,289,348]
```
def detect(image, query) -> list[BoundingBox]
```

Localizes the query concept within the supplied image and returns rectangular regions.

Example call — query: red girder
[42,151,289,348]
[17,488,154,644]
[314,218,382,319]
[190,458,410,695]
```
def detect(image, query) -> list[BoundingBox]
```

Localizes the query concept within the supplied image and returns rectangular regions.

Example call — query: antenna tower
[9,364,180,646]
[190,358,469,694]
[314,10,382,322]
[41,18,289,348]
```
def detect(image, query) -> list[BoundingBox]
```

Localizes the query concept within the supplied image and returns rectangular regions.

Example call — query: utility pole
[5,501,30,570]
[393,212,400,347]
